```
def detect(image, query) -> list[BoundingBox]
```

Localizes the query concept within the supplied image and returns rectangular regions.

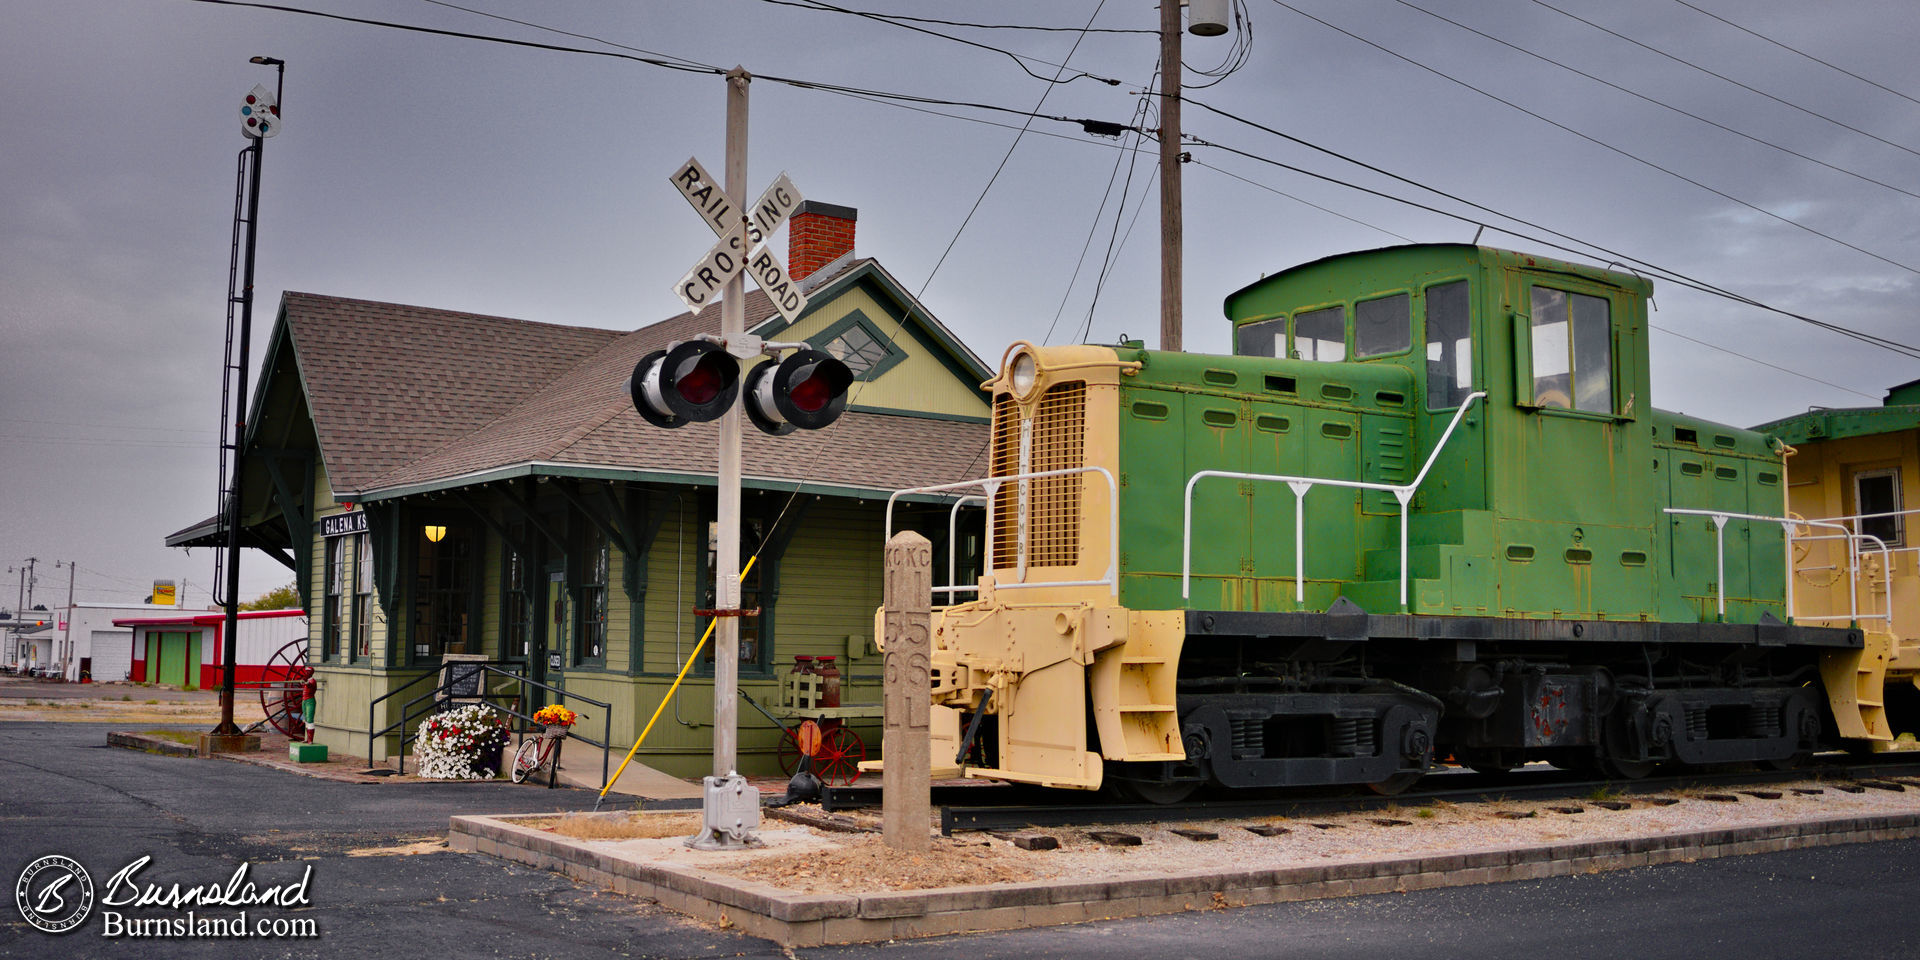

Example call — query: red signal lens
[678,363,723,404]
[790,372,831,412]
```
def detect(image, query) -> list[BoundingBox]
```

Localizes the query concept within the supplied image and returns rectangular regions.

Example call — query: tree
[240,582,301,611]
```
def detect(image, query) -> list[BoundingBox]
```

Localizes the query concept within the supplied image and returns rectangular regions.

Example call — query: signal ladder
[210,144,256,607]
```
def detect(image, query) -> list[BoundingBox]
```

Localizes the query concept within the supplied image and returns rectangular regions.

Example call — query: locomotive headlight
[1009,350,1038,398]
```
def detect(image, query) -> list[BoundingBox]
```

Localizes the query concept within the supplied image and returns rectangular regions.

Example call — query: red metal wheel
[256,639,311,738]
[813,725,865,786]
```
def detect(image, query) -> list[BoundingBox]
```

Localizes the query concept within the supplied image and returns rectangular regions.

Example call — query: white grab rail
[1661,508,1890,624]
[1181,392,1485,609]
[885,466,1121,598]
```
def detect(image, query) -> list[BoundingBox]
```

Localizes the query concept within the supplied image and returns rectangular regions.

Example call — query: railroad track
[820,755,1920,835]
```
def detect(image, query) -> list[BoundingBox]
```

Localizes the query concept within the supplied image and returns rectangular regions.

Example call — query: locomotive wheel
[1454,749,1515,776]
[257,639,311,739]
[1107,778,1200,805]
[1597,754,1656,779]
[1368,771,1425,796]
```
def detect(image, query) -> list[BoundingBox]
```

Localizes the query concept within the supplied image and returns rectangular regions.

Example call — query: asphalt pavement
[1,720,1915,959]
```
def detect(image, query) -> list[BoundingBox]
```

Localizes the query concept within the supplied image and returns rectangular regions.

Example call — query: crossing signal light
[743,349,854,435]
[628,340,740,428]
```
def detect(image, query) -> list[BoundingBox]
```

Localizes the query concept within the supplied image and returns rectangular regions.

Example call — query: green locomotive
[903,243,1862,799]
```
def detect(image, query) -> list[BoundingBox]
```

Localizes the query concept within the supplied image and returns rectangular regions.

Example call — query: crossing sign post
[669,162,809,323]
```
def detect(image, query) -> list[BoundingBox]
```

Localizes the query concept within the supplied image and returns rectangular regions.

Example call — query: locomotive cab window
[1424,280,1473,409]
[1353,293,1411,358]
[1293,306,1346,362]
[1527,287,1613,414]
[1236,315,1286,358]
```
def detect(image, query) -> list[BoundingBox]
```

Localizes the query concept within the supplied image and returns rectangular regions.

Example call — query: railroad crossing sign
[670,158,809,322]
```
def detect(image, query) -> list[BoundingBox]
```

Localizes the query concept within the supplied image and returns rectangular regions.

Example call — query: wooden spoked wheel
[776,722,866,785]
[257,639,312,738]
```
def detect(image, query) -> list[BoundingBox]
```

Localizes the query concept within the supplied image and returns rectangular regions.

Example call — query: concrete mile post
[882,531,933,852]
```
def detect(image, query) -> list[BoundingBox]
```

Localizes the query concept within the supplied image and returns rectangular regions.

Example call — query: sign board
[440,654,488,703]
[671,156,735,237]
[746,173,802,248]
[674,225,748,312]
[667,159,809,322]
[746,247,806,323]
[151,581,177,606]
[321,512,368,538]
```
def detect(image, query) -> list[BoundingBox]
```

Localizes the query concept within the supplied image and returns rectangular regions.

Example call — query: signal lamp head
[627,340,741,428]
[743,348,853,435]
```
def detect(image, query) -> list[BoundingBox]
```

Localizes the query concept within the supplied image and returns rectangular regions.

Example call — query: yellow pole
[598,555,756,802]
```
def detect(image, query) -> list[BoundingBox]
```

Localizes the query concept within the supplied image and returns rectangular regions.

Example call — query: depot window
[1528,287,1613,414]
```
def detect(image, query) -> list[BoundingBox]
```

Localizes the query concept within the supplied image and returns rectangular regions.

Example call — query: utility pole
[20,558,38,610]
[1159,0,1184,354]
[714,66,749,785]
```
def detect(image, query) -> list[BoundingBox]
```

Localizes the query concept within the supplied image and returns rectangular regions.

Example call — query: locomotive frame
[885,244,1904,800]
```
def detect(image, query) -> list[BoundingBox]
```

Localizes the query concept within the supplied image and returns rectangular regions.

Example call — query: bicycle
[511,712,585,786]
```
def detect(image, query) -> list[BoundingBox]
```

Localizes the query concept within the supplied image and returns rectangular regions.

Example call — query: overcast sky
[2,0,1916,609]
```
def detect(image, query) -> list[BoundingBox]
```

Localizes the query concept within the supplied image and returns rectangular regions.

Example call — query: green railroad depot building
[167,209,994,777]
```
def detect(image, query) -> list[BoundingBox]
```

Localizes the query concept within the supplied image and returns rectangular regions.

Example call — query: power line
[1648,323,1879,400]
[1184,0,1253,90]
[187,1,1109,128]
[188,0,1919,364]
[414,0,713,69]
[1667,0,1920,111]
[1529,0,1920,160]
[745,0,1155,34]
[1180,130,1920,360]
[1263,0,1920,278]
[746,0,1126,87]
[1390,0,1920,202]
[1043,90,1157,346]
[1188,158,1415,243]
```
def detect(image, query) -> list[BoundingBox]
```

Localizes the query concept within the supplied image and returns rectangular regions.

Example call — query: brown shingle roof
[283,293,624,493]
[285,260,988,500]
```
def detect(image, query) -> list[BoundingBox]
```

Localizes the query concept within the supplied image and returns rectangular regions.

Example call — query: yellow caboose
[1760,380,1920,748]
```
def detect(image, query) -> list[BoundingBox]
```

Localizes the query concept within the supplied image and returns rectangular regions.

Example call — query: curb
[105,731,199,758]
[449,810,1920,946]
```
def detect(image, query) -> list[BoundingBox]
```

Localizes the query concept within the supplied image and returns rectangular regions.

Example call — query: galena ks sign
[669,158,809,322]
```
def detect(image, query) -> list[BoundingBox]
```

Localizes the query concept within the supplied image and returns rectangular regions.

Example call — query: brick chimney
[788,201,857,281]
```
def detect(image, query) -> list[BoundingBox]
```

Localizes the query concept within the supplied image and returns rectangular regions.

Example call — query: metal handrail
[372,662,613,789]
[1786,532,1893,624]
[1182,392,1485,608]
[366,666,444,762]
[886,466,1122,597]
[1661,508,1890,624]
[939,496,986,599]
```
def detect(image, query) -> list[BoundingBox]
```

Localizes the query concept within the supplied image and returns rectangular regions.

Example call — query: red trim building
[114,609,307,690]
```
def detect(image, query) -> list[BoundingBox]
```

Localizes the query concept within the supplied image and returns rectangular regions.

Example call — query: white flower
[414,703,508,780]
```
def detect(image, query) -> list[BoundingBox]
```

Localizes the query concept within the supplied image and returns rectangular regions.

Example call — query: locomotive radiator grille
[990,381,1086,570]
